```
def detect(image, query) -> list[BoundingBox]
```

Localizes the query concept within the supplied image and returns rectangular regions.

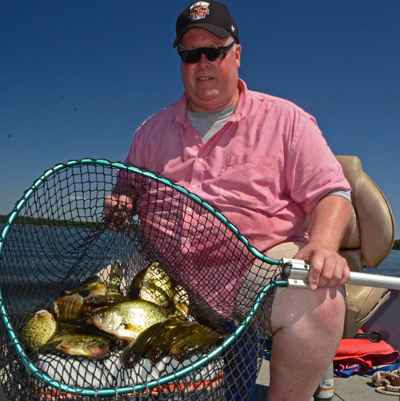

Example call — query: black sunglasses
[178,41,236,64]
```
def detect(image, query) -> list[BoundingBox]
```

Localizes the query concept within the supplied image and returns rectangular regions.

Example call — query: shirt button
[187,207,192,212]
[198,157,204,162]
[192,184,197,189]
[195,135,199,139]
[185,237,190,243]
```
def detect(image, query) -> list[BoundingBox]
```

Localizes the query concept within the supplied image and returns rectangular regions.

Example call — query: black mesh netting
[0,160,284,400]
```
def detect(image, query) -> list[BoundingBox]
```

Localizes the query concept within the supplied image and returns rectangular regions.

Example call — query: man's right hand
[104,193,135,231]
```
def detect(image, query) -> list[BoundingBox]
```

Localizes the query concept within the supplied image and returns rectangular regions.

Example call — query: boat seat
[336,155,395,338]
[336,155,395,271]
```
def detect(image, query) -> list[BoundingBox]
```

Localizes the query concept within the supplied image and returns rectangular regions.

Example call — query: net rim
[0,157,286,397]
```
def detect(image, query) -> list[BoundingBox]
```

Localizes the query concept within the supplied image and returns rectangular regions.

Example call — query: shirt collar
[230,78,247,123]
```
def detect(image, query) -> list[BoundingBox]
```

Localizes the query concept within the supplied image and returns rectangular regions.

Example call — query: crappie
[107,261,125,294]
[54,293,89,323]
[20,310,57,353]
[43,333,111,360]
[90,300,168,342]
[128,262,173,308]
[73,275,107,297]
[56,322,126,351]
[83,293,130,308]
[172,285,189,306]
[169,285,190,320]
[170,302,190,320]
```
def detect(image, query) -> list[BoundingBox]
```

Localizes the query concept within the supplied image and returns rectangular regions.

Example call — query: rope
[371,369,400,396]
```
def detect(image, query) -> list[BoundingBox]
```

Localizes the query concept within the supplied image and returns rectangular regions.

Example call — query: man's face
[179,28,241,113]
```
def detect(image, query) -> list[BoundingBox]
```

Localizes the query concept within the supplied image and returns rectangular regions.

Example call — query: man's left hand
[294,241,350,290]
[293,195,353,290]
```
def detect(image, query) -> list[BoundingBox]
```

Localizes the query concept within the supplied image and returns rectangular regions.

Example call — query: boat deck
[255,359,393,401]
[0,363,392,401]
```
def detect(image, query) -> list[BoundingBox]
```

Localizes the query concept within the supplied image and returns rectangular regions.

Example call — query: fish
[73,275,107,297]
[147,321,196,363]
[169,329,224,362]
[107,261,125,295]
[188,307,226,334]
[169,285,190,320]
[19,310,57,353]
[90,300,169,342]
[83,293,130,307]
[128,262,174,308]
[173,285,190,306]
[55,322,126,351]
[54,293,89,323]
[170,302,190,320]
[120,321,165,369]
[42,333,111,360]
[121,319,186,367]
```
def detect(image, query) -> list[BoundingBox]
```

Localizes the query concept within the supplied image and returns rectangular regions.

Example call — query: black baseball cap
[173,1,239,48]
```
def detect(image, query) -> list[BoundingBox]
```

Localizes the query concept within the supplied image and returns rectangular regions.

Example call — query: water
[2,222,400,279]
[363,249,400,278]
[0,222,142,324]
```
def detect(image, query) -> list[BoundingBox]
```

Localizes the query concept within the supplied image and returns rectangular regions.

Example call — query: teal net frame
[0,158,288,399]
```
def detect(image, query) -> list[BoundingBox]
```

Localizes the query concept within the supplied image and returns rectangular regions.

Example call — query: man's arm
[294,195,353,290]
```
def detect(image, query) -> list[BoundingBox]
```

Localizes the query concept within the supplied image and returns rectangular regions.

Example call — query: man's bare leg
[266,286,345,401]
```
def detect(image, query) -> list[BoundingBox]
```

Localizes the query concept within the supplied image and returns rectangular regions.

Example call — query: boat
[0,156,399,400]
[255,285,400,401]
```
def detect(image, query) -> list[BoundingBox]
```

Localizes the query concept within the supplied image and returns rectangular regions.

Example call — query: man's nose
[198,53,211,67]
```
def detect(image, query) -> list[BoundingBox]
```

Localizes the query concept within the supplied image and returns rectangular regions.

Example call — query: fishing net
[0,159,287,400]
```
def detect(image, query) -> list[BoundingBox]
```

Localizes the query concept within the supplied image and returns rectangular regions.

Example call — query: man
[105,2,353,400]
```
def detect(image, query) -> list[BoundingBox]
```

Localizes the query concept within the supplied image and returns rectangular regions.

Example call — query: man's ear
[235,44,242,68]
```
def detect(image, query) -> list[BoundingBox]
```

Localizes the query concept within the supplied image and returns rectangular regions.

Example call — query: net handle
[283,258,400,290]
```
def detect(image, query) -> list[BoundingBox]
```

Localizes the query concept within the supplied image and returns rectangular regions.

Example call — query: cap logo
[189,2,210,21]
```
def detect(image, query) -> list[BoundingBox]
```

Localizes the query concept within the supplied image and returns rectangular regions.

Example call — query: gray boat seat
[336,155,395,338]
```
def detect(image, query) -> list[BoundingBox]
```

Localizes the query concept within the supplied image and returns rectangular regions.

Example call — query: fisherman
[105,2,353,400]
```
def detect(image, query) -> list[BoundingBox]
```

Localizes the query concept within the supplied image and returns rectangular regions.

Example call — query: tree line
[0,214,98,230]
[2,213,400,250]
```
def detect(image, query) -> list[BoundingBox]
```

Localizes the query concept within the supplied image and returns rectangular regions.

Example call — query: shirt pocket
[217,155,276,207]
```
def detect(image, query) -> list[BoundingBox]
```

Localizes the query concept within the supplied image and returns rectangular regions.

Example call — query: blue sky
[1,1,399,236]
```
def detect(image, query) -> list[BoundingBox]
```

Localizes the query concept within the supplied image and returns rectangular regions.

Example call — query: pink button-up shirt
[123,79,350,251]
[120,79,350,314]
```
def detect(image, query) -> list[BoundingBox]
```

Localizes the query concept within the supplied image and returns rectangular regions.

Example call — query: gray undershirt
[186,106,351,202]
[187,104,236,143]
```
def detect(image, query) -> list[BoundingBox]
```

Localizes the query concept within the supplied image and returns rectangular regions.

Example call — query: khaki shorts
[234,242,305,320]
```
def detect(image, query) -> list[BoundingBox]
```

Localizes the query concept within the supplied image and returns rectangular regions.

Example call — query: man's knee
[270,286,345,335]
[314,287,346,333]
